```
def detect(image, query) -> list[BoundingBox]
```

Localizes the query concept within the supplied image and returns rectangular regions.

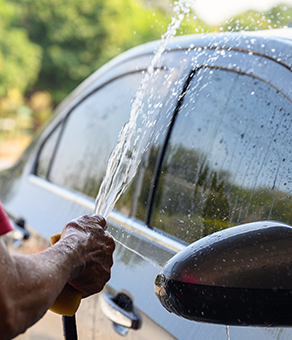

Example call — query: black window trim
[145,67,199,227]
[33,68,165,181]
[146,64,292,231]
[169,45,292,72]
[33,60,292,243]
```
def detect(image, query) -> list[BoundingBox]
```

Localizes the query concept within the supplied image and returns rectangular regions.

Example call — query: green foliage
[5,0,211,103]
[220,4,292,32]
[9,0,174,102]
[202,218,230,237]
[177,13,212,35]
[1,0,292,131]
[151,143,292,244]
[0,0,42,98]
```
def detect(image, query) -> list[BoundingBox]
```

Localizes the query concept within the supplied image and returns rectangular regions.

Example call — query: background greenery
[0,0,292,145]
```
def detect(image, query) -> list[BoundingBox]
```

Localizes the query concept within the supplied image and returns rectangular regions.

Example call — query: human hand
[60,214,115,297]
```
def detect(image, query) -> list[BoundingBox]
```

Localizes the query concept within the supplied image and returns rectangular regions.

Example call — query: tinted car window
[117,68,189,220]
[35,123,63,179]
[48,72,144,198]
[151,67,292,243]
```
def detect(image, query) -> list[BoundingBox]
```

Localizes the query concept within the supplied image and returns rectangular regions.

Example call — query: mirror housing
[155,221,292,327]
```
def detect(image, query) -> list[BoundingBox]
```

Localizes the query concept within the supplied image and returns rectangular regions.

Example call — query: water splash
[226,325,230,340]
[93,2,194,272]
[94,0,193,219]
[114,238,163,270]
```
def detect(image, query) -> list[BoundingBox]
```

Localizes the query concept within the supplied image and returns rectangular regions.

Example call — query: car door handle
[100,292,142,330]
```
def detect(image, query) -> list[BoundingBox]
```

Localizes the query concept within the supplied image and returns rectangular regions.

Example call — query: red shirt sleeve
[0,202,13,236]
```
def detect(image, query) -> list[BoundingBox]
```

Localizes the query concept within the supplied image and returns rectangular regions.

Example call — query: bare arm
[0,214,115,340]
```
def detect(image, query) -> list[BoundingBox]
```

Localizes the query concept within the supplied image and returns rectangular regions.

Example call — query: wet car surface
[2,29,292,339]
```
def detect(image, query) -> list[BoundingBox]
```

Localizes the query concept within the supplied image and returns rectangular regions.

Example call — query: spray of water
[94,3,233,339]
[93,1,193,270]
[94,1,193,218]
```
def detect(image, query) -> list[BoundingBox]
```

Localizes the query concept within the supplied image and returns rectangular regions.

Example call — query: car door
[139,45,292,339]
[8,69,148,340]
[93,40,292,340]
[4,34,292,340]
[3,49,191,339]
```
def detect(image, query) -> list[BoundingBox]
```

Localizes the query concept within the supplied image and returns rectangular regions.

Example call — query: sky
[192,0,292,24]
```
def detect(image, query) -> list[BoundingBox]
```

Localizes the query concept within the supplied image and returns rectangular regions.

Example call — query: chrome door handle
[100,292,142,330]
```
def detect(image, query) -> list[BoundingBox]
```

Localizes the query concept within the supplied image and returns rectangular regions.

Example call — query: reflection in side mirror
[155,221,292,327]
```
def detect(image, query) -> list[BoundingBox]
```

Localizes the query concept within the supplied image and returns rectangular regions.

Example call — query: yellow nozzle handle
[49,233,82,316]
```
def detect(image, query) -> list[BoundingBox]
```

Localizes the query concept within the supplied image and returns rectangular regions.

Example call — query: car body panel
[1,30,292,339]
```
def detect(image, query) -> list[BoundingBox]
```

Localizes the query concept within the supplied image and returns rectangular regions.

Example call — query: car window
[151,67,292,244]
[47,72,144,198]
[35,123,63,179]
[116,67,189,220]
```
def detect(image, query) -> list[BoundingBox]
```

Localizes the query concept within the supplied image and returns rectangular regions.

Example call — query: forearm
[0,240,78,339]
[0,214,114,340]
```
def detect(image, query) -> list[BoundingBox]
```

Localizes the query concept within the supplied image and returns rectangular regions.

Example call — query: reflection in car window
[151,68,292,244]
[117,66,188,220]
[48,73,144,198]
[35,123,63,179]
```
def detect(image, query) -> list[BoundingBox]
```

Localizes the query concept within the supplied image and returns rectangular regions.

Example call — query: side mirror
[155,221,292,327]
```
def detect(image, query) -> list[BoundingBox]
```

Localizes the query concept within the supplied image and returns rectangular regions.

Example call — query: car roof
[55,29,292,119]
[105,28,292,67]
[80,28,292,87]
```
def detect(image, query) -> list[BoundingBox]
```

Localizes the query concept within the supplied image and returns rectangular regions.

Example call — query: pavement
[15,311,63,340]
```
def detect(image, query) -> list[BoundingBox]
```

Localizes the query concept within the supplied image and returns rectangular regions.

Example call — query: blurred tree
[265,4,292,28]
[29,91,52,132]
[9,0,168,103]
[0,0,42,101]
[1,0,291,107]
[220,4,292,32]
[10,0,209,104]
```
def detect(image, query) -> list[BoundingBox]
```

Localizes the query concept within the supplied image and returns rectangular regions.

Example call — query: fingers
[78,214,107,230]
[71,230,115,295]
[69,261,112,296]
[61,215,108,244]
[64,214,107,233]
[90,214,107,230]
[61,214,115,296]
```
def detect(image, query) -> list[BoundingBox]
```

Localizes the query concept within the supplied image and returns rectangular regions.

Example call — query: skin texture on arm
[0,214,115,340]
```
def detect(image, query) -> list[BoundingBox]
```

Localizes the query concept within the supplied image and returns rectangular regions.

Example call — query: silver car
[2,29,292,339]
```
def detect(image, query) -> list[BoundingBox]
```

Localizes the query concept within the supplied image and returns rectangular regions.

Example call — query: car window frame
[33,119,65,179]
[146,62,292,243]
[29,43,292,254]
[27,48,194,255]
[33,69,158,182]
